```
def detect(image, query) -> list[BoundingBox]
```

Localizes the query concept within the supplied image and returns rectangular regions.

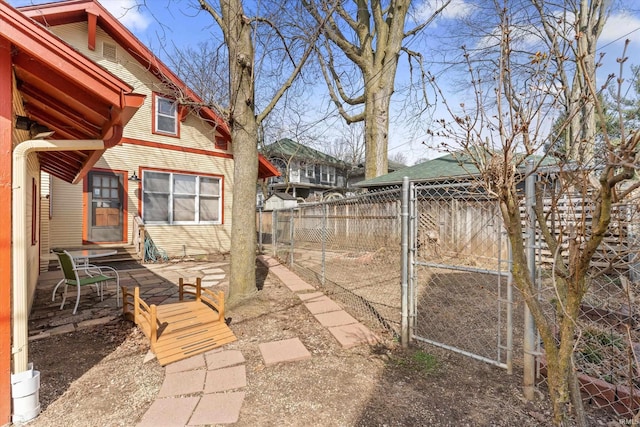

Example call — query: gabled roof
[20,0,231,141]
[267,192,297,201]
[264,138,346,167]
[2,0,144,183]
[17,0,281,179]
[357,151,558,187]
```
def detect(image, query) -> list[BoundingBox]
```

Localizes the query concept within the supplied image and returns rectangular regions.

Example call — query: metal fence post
[289,208,295,267]
[322,203,327,286]
[523,159,536,400]
[272,210,277,257]
[401,177,410,348]
[258,207,263,253]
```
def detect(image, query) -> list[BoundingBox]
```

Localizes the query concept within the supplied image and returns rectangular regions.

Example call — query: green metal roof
[357,151,558,187]
[263,138,346,166]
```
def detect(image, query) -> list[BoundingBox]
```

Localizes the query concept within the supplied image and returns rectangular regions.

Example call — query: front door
[87,171,123,242]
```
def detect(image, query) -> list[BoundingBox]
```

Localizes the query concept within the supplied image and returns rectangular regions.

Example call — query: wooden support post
[133,287,140,324]
[149,304,157,348]
[0,38,13,425]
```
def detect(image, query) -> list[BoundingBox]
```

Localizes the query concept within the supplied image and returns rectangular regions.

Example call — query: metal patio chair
[52,250,119,314]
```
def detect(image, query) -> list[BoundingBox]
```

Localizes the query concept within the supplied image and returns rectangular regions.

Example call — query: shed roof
[268,192,297,201]
[357,151,558,187]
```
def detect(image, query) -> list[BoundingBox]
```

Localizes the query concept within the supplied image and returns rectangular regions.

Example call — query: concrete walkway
[32,255,378,425]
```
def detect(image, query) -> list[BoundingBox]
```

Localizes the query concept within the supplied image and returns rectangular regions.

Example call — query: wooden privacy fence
[526,196,639,272]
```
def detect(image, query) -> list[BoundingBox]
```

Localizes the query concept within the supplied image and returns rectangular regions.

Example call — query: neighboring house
[20,0,278,264]
[263,192,298,211]
[262,138,349,201]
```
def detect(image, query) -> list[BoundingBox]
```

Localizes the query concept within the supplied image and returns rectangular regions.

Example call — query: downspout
[12,139,105,373]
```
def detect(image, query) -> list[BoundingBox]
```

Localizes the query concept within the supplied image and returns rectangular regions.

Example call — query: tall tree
[197,0,325,302]
[302,0,451,179]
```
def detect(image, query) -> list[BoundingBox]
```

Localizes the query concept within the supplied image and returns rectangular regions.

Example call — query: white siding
[49,177,84,248]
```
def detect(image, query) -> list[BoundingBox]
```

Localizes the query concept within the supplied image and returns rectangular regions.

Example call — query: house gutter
[11,139,105,373]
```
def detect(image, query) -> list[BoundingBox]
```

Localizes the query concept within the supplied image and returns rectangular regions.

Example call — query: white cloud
[98,0,151,33]
[416,0,474,22]
[600,12,640,46]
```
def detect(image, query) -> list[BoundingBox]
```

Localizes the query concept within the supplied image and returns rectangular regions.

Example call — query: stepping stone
[206,350,245,370]
[304,296,342,314]
[259,338,311,367]
[138,396,199,427]
[328,323,379,349]
[203,274,226,281]
[204,365,246,393]
[297,292,324,301]
[166,354,206,373]
[201,281,219,288]
[188,391,245,425]
[203,268,225,274]
[314,310,359,327]
[158,369,206,397]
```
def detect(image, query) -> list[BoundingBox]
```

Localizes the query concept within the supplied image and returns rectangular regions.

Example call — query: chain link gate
[408,181,515,371]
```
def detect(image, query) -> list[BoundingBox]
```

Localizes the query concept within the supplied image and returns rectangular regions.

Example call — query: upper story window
[153,94,178,136]
[305,163,315,178]
[142,170,221,224]
[320,165,335,184]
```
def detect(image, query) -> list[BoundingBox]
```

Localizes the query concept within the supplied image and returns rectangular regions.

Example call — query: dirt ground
[24,261,624,427]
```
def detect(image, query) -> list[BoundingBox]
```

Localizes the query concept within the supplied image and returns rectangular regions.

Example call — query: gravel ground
[24,262,622,427]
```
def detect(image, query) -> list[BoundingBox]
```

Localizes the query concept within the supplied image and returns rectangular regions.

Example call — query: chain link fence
[409,181,516,371]
[269,187,404,337]
[258,171,640,419]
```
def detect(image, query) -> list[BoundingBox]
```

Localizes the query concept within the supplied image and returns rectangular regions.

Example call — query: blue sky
[8,0,640,164]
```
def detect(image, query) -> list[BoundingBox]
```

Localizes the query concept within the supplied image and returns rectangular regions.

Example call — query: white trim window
[142,171,221,224]
[154,94,177,135]
[305,163,315,178]
[320,165,335,184]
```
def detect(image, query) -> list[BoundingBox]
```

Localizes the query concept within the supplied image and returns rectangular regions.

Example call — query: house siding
[43,22,235,257]
[49,175,84,247]
[96,142,234,256]
[49,23,230,151]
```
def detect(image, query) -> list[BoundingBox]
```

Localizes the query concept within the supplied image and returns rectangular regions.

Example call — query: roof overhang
[258,154,281,179]
[2,0,144,183]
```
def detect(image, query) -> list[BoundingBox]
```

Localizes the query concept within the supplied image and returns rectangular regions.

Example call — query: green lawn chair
[53,250,117,314]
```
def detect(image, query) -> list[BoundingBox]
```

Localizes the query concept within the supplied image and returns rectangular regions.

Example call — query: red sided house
[0,0,278,423]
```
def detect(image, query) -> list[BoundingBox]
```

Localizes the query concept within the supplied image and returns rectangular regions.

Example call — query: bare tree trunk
[363,78,393,179]
[222,0,259,302]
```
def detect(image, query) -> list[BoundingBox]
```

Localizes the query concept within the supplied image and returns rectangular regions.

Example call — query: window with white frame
[142,171,221,224]
[154,94,178,135]
[320,165,335,183]
[305,163,315,178]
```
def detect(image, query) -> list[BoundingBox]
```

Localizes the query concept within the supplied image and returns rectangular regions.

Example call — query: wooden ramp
[123,278,237,366]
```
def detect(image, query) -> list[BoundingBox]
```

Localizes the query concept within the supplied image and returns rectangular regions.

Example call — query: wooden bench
[122,278,237,366]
